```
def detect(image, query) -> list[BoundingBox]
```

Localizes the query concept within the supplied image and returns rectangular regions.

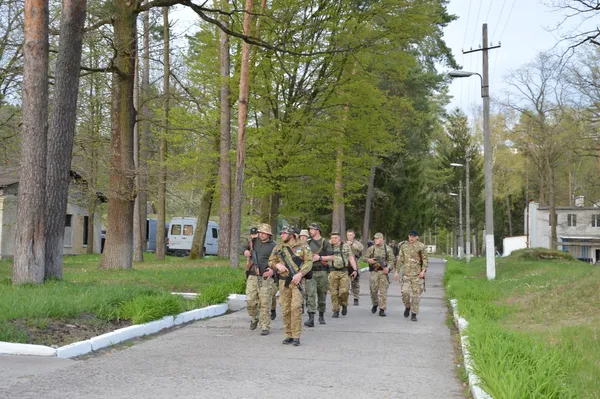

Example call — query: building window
[568,214,577,227]
[83,216,89,246]
[65,214,72,227]
[64,214,73,247]
[592,214,600,227]
[183,224,194,236]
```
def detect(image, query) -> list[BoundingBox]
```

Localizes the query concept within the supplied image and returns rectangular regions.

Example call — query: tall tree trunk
[549,162,557,250]
[229,0,253,268]
[217,0,231,257]
[137,7,150,257]
[13,0,49,284]
[45,0,87,279]
[362,164,376,246]
[332,143,345,235]
[190,171,217,259]
[156,6,169,260]
[99,1,136,269]
[505,194,513,236]
[132,25,143,262]
[269,192,280,234]
[260,193,270,223]
[85,51,100,254]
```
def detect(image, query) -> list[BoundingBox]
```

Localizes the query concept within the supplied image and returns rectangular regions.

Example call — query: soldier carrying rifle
[364,232,395,317]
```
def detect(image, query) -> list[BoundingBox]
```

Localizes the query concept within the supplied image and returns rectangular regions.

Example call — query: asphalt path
[0,258,464,398]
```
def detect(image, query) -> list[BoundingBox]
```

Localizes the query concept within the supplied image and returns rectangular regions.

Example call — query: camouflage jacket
[364,244,395,272]
[330,243,353,270]
[346,239,364,259]
[396,241,428,277]
[268,239,313,277]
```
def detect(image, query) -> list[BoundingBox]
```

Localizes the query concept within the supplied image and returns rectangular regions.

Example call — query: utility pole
[466,152,471,263]
[462,24,499,279]
[458,179,463,259]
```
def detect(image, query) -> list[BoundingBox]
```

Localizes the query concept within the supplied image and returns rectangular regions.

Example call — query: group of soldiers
[244,223,429,346]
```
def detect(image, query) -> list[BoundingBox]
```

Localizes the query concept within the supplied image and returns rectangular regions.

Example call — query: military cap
[281,225,295,234]
[257,223,272,236]
[299,229,309,237]
[373,232,384,239]
[250,227,258,234]
[309,223,321,231]
[330,231,341,237]
[409,230,419,236]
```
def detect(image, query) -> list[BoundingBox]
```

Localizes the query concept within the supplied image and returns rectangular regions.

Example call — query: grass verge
[445,248,600,398]
[0,254,245,345]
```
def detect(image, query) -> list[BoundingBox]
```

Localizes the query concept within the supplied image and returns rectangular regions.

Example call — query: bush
[509,248,576,261]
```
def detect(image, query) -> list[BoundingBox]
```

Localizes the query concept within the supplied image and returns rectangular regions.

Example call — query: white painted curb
[1,294,241,359]
[0,342,57,357]
[450,299,492,399]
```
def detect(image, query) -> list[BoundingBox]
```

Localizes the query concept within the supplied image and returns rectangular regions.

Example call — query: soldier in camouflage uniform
[394,230,428,322]
[304,223,334,327]
[364,232,395,317]
[329,232,358,317]
[346,229,364,306]
[244,224,277,335]
[269,225,313,346]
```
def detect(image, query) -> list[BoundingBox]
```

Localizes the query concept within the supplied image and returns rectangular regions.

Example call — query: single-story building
[0,166,104,259]
[526,201,600,264]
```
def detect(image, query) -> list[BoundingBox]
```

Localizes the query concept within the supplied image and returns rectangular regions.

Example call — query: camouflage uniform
[269,238,312,340]
[245,230,277,332]
[346,239,364,303]
[364,243,395,311]
[306,237,333,317]
[329,242,353,314]
[396,240,428,314]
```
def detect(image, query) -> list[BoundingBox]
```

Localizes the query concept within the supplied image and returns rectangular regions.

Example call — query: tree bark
[229,0,253,268]
[156,6,169,260]
[361,164,376,247]
[99,1,137,269]
[190,171,217,259]
[269,192,280,235]
[13,0,49,284]
[137,7,150,257]
[132,21,143,262]
[332,142,345,235]
[217,0,231,258]
[505,194,513,237]
[549,161,557,250]
[45,0,87,279]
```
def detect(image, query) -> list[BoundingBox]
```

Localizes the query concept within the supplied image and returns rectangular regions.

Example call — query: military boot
[411,313,417,322]
[319,312,326,324]
[404,307,411,318]
[332,311,339,318]
[354,298,359,306]
[341,305,347,316]
[293,339,300,346]
[304,312,315,327]
[371,305,378,314]
[379,309,386,317]
[270,309,276,320]
[250,319,258,330]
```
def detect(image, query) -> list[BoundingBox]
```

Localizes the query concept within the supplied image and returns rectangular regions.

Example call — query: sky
[443,0,575,113]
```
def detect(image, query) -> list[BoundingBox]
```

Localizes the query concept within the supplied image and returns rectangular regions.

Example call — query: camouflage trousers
[246,276,275,331]
[329,270,349,313]
[306,270,329,313]
[279,280,303,339]
[401,275,425,314]
[370,270,390,310]
[271,279,277,310]
[351,275,360,300]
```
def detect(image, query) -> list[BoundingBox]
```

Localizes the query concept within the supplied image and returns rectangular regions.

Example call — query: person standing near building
[269,225,313,346]
[304,223,334,327]
[244,224,277,335]
[346,229,364,306]
[329,232,358,317]
[394,230,428,322]
[364,233,395,317]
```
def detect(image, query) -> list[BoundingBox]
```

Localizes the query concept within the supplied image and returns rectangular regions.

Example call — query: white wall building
[526,201,600,263]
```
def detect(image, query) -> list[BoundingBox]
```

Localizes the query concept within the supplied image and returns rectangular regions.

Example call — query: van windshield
[171,224,181,235]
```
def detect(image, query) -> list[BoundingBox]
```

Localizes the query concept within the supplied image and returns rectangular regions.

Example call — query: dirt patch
[13,313,131,347]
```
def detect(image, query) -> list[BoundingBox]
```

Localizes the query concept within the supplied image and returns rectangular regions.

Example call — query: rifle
[376,256,390,283]
[277,250,304,295]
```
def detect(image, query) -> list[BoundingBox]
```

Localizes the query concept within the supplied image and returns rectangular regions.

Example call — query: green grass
[0,254,246,343]
[445,249,600,398]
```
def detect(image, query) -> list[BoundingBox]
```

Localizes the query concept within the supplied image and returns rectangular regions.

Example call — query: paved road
[0,258,464,399]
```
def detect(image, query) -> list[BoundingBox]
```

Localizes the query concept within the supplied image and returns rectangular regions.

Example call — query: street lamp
[449,181,463,259]
[451,158,471,263]
[449,69,495,279]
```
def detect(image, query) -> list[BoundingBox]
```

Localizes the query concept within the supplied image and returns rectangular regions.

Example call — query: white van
[166,217,219,256]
